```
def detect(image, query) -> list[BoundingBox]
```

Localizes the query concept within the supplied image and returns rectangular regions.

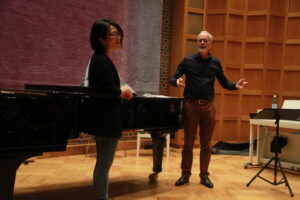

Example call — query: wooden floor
[14,148,300,200]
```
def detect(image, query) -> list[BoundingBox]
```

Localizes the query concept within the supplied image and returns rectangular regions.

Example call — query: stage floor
[14,148,300,200]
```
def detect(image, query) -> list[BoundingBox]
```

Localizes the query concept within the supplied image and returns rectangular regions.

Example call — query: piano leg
[0,154,41,200]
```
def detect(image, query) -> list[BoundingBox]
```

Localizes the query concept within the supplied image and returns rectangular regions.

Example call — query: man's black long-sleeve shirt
[169,53,237,100]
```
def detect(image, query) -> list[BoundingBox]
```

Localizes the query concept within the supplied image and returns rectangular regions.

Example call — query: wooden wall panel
[188,0,204,9]
[211,41,225,61]
[289,0,300,12]
[264,70,281,91]
[245,43,264,64]
[206,14,226,36]
[286,17,300,39]
[247,0,268,11]
[170,0,300,146]
[271,0,286,12]
[227,42,243,64]
[214,94,222,114]
[207,0,227,9]
[241,95,262,115]
[244,69,263,90]
[263,95,275,108]
[269,16,285,39]
[223,94,239,115]
[188,13,203,34]
[240,120,251,141]
[222,120,238,141]
[212,120,221,141]
[285,44,300,65]
[246,16,266,37]
[282,95,300,102]
[266,43,282,67]
[186,39,197,56]
[283,71,300,91]
[228,14,244,37]
[229,0,245,10]
[225,68,241,82]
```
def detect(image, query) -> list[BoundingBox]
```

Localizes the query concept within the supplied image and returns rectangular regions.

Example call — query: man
[169,31,248,188]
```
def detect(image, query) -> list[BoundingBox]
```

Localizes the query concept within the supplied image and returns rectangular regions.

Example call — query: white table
[248,119,300,168]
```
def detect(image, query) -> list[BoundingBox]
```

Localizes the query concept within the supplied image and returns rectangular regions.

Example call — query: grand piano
[0,84,183,200]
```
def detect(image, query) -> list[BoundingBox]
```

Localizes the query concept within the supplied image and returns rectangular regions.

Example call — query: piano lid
[0,88,47,96]
[25,84,97,93]
[24,84,115,98]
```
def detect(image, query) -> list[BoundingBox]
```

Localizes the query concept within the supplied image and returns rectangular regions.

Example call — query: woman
[88,18,133,200]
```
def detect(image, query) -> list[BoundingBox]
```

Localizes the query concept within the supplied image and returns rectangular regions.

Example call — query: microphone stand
[246,109,294,197]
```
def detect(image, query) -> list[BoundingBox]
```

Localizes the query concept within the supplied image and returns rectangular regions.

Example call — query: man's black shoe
[200,176,214,188]
[175,176,189,186]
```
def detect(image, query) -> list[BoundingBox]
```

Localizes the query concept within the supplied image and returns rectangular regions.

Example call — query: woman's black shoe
[148,172,158,183]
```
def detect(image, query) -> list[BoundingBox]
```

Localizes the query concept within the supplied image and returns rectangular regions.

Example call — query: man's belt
[186,99,211,105]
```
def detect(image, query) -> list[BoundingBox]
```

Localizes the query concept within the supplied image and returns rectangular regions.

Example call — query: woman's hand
[176,78,185,88]
[121,85,133,100]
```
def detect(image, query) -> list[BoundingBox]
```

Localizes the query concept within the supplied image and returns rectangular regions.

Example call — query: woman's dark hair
[89,18,123,53]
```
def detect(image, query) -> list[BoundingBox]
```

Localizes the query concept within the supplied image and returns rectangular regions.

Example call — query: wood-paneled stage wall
[169,0,300,146]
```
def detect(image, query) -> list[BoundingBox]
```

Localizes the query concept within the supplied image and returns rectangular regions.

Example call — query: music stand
[246,108,300,197]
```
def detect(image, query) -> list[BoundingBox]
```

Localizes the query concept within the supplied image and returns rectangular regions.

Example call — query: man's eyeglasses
[198,39,210,43]
[108,32,121,38]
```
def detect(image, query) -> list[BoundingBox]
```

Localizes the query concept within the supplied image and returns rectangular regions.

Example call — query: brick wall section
[159,0,173,95]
